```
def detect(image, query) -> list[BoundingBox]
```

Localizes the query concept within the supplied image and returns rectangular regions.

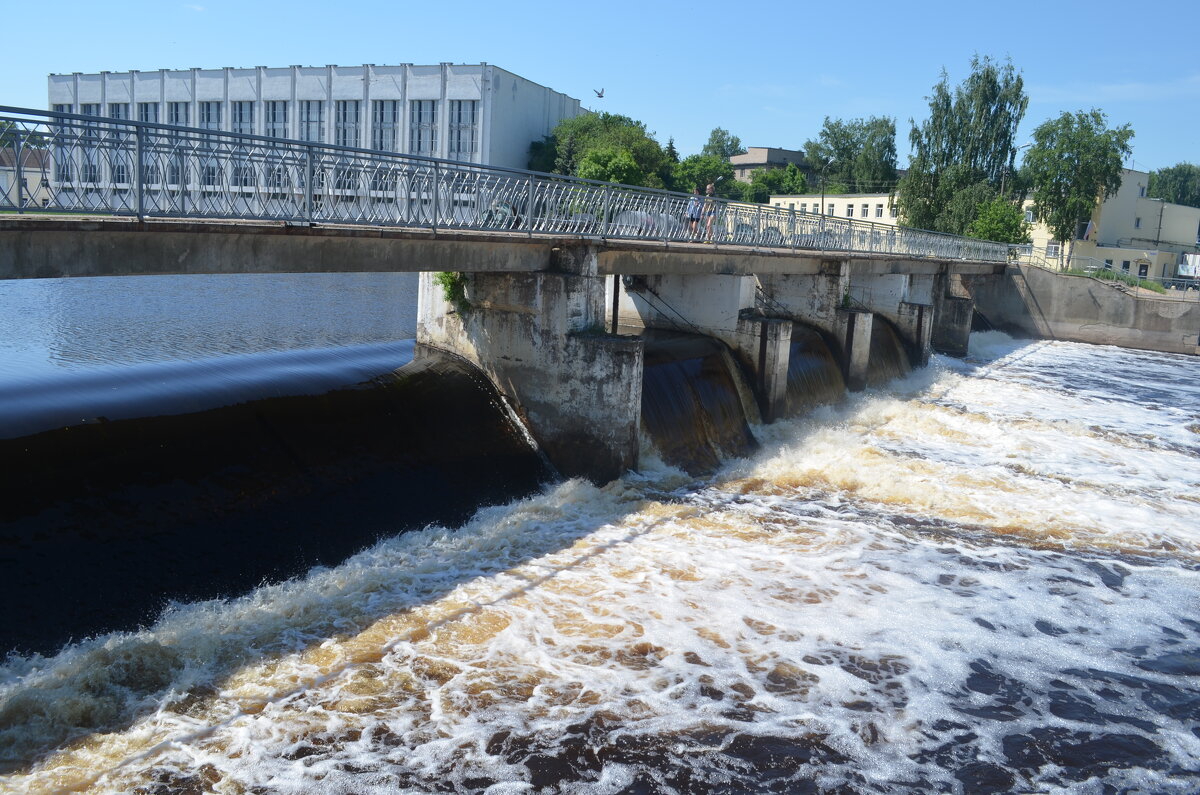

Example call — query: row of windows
[53,100,478,159]
[775,200,899,219]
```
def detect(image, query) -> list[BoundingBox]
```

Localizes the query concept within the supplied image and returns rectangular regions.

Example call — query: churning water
[1,324,1197,793]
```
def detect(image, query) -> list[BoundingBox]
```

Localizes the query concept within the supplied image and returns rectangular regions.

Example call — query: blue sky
[3,0,1196,173]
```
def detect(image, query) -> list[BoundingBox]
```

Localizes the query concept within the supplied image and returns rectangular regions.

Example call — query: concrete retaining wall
[966,265,1199,356]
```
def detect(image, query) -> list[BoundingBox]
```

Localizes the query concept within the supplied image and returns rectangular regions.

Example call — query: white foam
[3,338,1198,793]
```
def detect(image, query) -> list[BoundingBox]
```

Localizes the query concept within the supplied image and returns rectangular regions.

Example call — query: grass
[1066,267,1167,294]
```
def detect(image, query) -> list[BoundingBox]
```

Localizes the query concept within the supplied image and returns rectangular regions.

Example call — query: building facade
[730,147,806,182]
[775,171,1200,281]
[47,64,582,170]
[769,191,900,222]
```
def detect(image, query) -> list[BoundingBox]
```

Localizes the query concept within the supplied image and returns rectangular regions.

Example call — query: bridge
[1,105,1008,481]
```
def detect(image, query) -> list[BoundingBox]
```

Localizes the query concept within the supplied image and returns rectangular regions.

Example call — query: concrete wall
[966,264,1200,356]
[417,246,643,483]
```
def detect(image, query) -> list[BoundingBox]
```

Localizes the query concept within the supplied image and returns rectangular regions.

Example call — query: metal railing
[0,106,1009,263]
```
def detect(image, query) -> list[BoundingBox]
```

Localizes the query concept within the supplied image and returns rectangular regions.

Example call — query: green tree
[701,127,746,159]
[576,145,644,185]
[803,116,897,194]
[1148,163,1200,209]
[740,163,809,203]
[967,198,1031,244]
[896,56,1028,234]
[540,112,669,188]
[1024,109,1134,263]
[672,155,737,198]
[664,137,680,164]
[0,121,48,149]
[527,136,556,173]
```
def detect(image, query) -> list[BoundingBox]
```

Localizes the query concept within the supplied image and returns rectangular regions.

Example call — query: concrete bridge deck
[0,216,1007,281]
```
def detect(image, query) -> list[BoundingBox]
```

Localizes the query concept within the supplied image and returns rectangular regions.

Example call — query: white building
[47,63,582,170]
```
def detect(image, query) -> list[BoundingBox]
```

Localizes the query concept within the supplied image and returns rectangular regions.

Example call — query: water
[1,277,1199,792]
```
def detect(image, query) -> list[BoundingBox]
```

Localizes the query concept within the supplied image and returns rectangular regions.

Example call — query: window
[788,202,795,211]
[799,203,807,213]
[198,102,221,130]
[409,100,437,156]
[1138,262,1148,277]
[80,103,99,116]
[335,100,360,147]
[890,205,899,218]
[845,204,854,217]
[107,103,128,120]
[447,100,478,161]
[861,203,869,218]
[231,102,253,135]
[53,103,71,114]
[82,162,98,183]
[1121,260,1131,272]
[1046,241,1060,257]
[1135,217,1142,229]
[168,102,189,126]
[299,100,324,142]
[1024,208,1035,223]
[201,164,219,186]
[232,165,255,187]
[875,203,883,218]
[1139,185,1146,197]
[1104,259,1113,269]
[138,103,159,123]
[112,161,129,184]
[371,100,400,151]
[827,203,834,215]
[264,101,287,138]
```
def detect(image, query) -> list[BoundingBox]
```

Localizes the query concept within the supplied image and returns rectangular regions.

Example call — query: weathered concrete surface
[758,262,850,339]
[838,310,874,391]
[417,247,643,483]
[0,218,554,279]
[730,317,792,422]
[932,295,975,357]
[0,217,1008,280]
[966,265,1200,356]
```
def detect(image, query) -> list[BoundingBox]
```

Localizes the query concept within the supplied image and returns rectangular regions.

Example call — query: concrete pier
[417,245,644,483]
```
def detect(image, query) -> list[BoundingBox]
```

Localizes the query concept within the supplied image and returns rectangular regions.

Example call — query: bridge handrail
[0,105,1008,263]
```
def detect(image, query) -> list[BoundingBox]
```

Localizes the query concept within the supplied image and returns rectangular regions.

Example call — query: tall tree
[1148,163,1200,209]
[968,198,1031,245]
[895,56,1028,234]
[701,127,746,159]
[536,112,670,188]
[1024,109,1134,264]
[803,116,897,194]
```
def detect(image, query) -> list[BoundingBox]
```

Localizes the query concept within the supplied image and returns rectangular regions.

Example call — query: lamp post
[1001,142,1032,198]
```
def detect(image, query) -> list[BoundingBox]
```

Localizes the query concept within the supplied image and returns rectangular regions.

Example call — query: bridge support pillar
[931,273,975,357]
[757,261,849,339]
[894,301,934,367]
[837,309,874,392]
[417,246,643,484]
[731,317,793,423]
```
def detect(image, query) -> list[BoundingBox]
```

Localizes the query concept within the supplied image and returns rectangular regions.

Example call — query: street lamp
[1001,142,1032,198]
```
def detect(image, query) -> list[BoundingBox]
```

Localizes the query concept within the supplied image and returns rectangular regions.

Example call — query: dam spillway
[1,274,1198,792]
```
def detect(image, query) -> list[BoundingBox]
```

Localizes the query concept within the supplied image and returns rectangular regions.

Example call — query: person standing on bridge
[703,182,717,242]
[686,186,703,240]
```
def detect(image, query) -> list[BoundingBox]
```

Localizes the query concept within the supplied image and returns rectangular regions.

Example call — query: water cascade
[0,343,551,655]
[866,315,913,387]
[639,331,759,474]
[784,323,846,416]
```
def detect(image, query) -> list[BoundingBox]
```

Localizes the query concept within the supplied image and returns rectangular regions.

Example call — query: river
[1,275,1198,793]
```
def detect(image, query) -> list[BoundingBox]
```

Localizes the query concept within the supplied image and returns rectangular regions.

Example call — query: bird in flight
[593,88,605,98]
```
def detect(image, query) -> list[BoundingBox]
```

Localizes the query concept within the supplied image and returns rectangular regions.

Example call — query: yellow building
[775,170,1200,281]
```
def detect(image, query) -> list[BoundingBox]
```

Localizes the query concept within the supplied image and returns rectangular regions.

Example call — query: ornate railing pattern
[0,106,1009,262]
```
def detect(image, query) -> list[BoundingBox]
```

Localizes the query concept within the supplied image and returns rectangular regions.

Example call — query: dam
[0,271,1197,794]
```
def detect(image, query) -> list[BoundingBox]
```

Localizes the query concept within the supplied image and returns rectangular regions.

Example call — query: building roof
[0,147,49,170]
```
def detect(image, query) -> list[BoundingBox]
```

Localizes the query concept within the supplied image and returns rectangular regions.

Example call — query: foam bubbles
[2,337,1199,793]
